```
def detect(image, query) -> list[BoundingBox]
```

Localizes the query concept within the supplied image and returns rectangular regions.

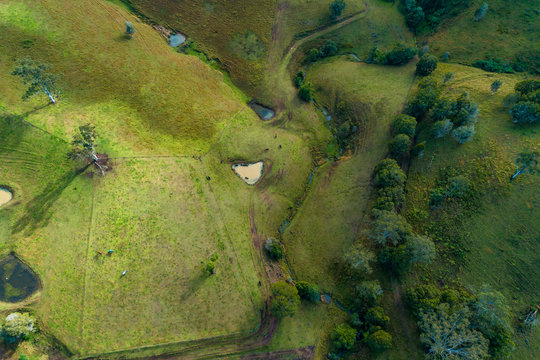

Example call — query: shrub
[296,281,320,302]
[441,52,450,61]
[308,48,320,62]
[366,330,392,352]
[388,134,411,159]
[406,77,441,118]
[373,159,406,188]
[451,124,475,144]
[330,0,346,19]
[429,188,445,208]
[125,21,135,38]
[374,186,405,211]
[354,280,383,310]
[411,142,425,157]
[384,43,416,65]
[405,284,441,314]
[366,306,390,329]
[270,281,300,318]
[1,312,36,344]
[473,58,514,73]
[416,54,438,76]
[265,238,284,260]
[510,102,540,124]
[205,260,215,274]
[320,40,338,58]
[294,72,304,88]
[392,114,417,137]
[431,119,453,139]
[331,323,357,350]
[298,82,314,102]
[474,2,488,21]
[343,243,375,278]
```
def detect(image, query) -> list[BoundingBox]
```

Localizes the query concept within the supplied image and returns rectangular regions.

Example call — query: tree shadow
[12,165,89,234]
[114,34,132,42]
[177,273,209,304]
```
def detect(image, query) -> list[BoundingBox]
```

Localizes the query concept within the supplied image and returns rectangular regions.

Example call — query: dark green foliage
[365,306,390,329]
[388,134,411,159]
[204,260,215,274]
[373,159,406,188]
[331,323,357,350]
[411,142,425,157]
[294,72,304,88]
[366,330,392,352]
[442,71,454,84]
[452,92,479,126]
[471,286,513,354]
[125,21,135,37]
[354,280,383,310]
[298,82,314,102]
[429,188,445,208]
[384,43,416,65]
[12,57,60,103]
[330,0,346,19]
[473,58,515,74]
[229,31,266,61]
[405,5,425,29]
[474,2,488,21]
[515,80,540,96]
[431,119,453,139]
[320,40,338,57]
[406,77,441,118]
[367,46,386,64]
[416,54,438,76]
[348,313,363,329]
[406,284,441,314]
[342,243,375,278]
[265,238,284,260]
[392,114,417,137]
[430,97,454,121]
[367,210,412,246]
[419,305,488,359]
[510,151,539,180]
[402,0,470,31]
[451,124,475,144]
[490,80,503,95]
[441,52,450,61]
[446,175,470,198]
[68,124,104,175]
[296,281,320,302]
[510,102,540,124]
[308,48,320,62]
[270,281,300,318]
[374,186,405,211]
[406,234,436,266]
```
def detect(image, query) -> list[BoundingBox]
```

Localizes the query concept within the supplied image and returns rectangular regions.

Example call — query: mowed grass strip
[80,158,260,353]
[283,60,416,293]
[0,0,249,155]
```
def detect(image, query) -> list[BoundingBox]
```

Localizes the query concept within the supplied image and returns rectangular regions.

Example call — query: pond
[0,255,40,303]
[232,162,264,185]
[0,188,12,207]
[169,33,186,47]
[249,103,275,121]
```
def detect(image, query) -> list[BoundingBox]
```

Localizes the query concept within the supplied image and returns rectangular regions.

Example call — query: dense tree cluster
[270,281,300,318]
[416,54,438,76]
[510,80,540,124]
[367,44,416,66]
[401,0,471,32]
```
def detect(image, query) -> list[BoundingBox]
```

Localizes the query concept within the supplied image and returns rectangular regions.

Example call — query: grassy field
[0,0,327,356]
[298,0,414,61]
[427,0,540,73]
[402,63,540,359]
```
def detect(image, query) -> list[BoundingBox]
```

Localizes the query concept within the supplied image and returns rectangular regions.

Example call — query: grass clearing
[403,63,540,359]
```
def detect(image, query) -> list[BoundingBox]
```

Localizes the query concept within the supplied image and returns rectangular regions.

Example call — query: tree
[330,0,346,19]
[125,21,135,38]
[405,5,425,30]
[417,54,438,76]
[490,80,503,95]
[342,243,375,278]
[474,2,488,22]
[368,210,412,246]
[68,124,107,175]
[431,119,453,139]
[406,77,441,118]
[354,280,383,310]
[331,323,357,350]
[385,43,416,65]
[510,102,540,124]
[406,234,436,266]
[411,142,425,157]
[419,305,489,360]
[471,286,513,353]
[296,281,320,302]
[510,151,539,180]
[441,52,451,62]
[1,312,36,344]
[373,159,406,188]
[12,57,60,104]
[442,71,454,84]
[451,124,475,144]
[265,238,283,260]
[298,82,314,102]
[392,114,417,137]
[366,330,392,352]
[320,40,338,57]
[374,185,405,211]
[366,306,390,329]
[270,281,300,318]
[388,134,411,159]
[204,260,216,275]
[308,48,320,62]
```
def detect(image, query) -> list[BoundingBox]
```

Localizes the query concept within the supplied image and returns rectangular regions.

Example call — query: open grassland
[428,0,540,73]
[403,63,539,359]
[0,0,250,156]
[298,0,414,61]
[0,0,332,356]
[283,60,416,293]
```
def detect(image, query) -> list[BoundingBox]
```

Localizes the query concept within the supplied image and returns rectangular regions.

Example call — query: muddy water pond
[0,255,40,303]
[0,188,12,207]
[232,162,264,185]
[249,103,275,121]
[169,33,186,47]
